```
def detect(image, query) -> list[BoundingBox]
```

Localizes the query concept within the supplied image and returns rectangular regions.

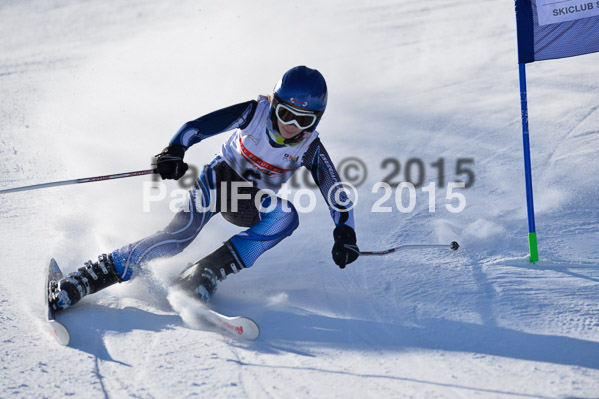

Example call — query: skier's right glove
[155,145,188,180]
[332,225,360,269]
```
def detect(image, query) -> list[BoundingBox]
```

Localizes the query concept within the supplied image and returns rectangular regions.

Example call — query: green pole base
[528,232,539,263]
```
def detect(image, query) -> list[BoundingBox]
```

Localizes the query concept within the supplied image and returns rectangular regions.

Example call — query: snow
[1,0,599,397]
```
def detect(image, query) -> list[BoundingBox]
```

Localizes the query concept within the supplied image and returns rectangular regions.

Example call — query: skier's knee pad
[229,196,299,267]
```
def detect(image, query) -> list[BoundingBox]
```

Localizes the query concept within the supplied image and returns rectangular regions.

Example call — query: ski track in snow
[1,0,599,398]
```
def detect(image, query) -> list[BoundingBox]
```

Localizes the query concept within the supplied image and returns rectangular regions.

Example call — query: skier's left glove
[155,145,188,180]
[332,225,360,269]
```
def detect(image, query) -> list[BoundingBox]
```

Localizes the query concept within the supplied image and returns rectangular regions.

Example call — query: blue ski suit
[111,96,355,280]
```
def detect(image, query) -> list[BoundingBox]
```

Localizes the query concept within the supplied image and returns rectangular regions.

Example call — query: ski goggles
[275,103,318,130]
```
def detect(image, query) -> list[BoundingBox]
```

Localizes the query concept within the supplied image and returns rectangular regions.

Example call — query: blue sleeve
[301,138,355,229]
[169,100,258,148]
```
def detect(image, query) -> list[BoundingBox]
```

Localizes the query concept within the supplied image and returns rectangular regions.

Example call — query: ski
[44,259,71,346]
[201,306,260,340]
[167,290,260,341]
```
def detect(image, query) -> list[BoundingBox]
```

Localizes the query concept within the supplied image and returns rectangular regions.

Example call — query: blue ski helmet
[271,66,327,133]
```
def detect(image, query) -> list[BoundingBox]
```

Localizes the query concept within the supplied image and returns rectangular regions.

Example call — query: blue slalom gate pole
[518,62,539,263]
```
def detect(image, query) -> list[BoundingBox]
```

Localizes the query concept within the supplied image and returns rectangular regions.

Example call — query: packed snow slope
[1,0,598,398]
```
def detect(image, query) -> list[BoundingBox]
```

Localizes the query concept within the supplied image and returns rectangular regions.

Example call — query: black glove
[155,145,188,180]
[332,225,360,269]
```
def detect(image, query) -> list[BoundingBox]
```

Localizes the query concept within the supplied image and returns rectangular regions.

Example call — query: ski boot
[49,254,122,311]
[178,240,245,302]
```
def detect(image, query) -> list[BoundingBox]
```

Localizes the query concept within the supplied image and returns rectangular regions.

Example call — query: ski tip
[48,320,71,346]
[242,318,260,341]
[49,258,63,275]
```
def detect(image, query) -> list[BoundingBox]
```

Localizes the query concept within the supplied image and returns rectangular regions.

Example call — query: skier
[49,65,360,311]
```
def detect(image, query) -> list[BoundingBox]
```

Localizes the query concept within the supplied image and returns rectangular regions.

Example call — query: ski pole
[359,241,459,256]
[0,169,157,195]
